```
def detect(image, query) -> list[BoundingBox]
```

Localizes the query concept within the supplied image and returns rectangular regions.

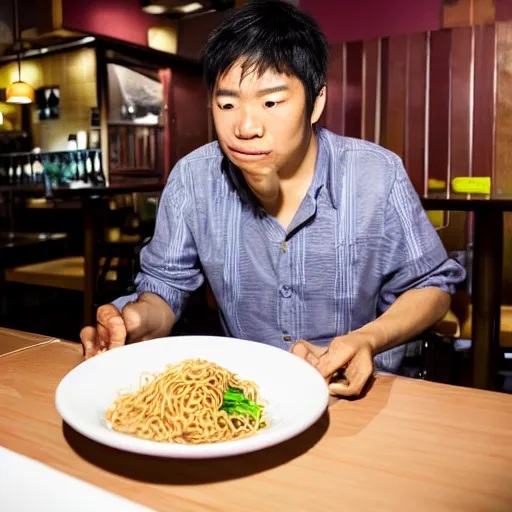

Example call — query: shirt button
[282,335,292,342]
[280,285,292,298]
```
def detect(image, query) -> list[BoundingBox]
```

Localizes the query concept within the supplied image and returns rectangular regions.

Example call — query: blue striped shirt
[113,128,466,372]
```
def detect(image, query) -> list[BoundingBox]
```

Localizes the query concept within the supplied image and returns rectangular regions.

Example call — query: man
[81,0,465,396]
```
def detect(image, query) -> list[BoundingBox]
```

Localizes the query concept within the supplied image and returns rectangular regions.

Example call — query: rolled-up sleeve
[377,156,466,313]
[112,162,204,319]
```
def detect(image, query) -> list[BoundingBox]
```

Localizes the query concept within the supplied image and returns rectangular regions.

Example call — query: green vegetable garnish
[220,387,264,427]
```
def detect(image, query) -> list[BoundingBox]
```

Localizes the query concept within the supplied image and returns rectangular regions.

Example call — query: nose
[235,105,263,139]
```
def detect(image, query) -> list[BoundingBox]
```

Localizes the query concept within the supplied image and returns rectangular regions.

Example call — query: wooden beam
[36,0,63,33]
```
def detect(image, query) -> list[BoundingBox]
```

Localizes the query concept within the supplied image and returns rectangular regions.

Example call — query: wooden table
[3,182,164,325]
[421,193,512,391]
[1,337,511,511]
[0,327,56,357]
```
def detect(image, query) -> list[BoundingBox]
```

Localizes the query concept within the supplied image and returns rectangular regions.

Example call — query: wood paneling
[405,33,428,194]
[325,44,345,135]
[379,39,389,148]
[428,30,452,183]
[443,0,495,27]
[382,36,408,158]
[443,0,473,28]
[495,22,512,193]
[495,22,512,302]
[345,42,363,138]
[473,0,496,24]
[319,18,512,304]
[472,24,496,178]
[362,39,380,142]
[450,27,474,179]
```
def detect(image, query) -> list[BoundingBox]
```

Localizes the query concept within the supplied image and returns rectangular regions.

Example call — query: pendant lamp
[6,0,34,104]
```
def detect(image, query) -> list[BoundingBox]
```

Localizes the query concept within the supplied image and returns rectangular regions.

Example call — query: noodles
[105,359,267,444]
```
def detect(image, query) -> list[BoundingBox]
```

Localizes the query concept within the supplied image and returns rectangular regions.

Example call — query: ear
[311,85,327,125]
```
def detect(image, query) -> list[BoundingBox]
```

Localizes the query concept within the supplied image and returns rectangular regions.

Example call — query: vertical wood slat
[450,27,474,179]
[405,33,428,194]
[379,38,389,149]
[472,24,496,178]
[428,30,451,183]
[344,42,363,138]
[325,44,345,135]
[382,36,408,159]
[495,21,512,193]
[362,39,380,143]
[443,0,472,28]
[495,21,512,302]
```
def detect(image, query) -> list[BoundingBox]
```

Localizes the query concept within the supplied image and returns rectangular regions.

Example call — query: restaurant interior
[1,1,512,510]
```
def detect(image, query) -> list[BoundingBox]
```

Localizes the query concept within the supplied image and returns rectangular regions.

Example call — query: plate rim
[55,335,329,459]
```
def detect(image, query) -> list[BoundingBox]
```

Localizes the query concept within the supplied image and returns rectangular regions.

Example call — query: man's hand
[80,293,174,360]
[291,332,376,397]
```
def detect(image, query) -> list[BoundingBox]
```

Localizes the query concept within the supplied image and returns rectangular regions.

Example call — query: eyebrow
[215,85,289,97]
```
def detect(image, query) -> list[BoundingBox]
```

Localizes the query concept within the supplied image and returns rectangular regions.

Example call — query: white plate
[55,335,329,459]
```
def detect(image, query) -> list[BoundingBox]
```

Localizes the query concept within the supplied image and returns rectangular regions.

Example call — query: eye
[219,103,234,110]
[265,101,278,109]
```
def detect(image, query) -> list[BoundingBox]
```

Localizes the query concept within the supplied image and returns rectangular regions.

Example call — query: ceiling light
[143,5,167,14]
[6,81,35,104]
[7,0,35,104]
[174,2,203,13]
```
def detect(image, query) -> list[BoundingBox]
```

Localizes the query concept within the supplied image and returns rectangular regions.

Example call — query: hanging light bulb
[6,0,34,104]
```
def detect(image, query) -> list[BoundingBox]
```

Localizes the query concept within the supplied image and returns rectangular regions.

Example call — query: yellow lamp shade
[6,81,35,104]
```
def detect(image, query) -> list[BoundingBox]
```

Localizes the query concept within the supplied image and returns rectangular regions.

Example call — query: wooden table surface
[1,339,512,511]
[0,327,56,357]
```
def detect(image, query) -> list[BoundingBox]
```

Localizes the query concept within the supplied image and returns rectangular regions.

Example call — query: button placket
[278,238,293,343]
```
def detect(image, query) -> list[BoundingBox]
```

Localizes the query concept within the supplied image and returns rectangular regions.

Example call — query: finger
[329,372,367,397]
[123,303,145,341]
[97,322,110,349]
[80,326,100,360]
[290,341,320,368]
[316,342,354,379]
[330,356,373,397]
[97,304,127,350]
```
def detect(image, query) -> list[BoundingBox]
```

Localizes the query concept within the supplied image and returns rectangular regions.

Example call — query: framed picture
[35,86,60,121]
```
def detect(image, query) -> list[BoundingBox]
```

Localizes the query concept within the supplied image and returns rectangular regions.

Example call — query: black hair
[201,0,328,116]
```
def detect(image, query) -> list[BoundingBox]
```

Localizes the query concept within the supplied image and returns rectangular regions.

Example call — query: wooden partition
[322,21,512,300]
[324,24,497,194]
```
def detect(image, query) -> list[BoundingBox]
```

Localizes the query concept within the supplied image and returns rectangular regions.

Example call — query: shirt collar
[314,127,340,209]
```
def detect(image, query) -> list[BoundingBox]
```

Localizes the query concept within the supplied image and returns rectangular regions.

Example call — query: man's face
[212,61,321,202]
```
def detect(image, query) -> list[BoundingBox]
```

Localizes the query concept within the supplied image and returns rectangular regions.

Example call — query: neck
[259,131,319,216]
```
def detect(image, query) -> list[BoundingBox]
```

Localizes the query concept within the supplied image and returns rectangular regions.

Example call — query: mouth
[228,146,271,161]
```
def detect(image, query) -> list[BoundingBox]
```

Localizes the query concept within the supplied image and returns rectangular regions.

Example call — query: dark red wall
[496,0,512,20]
[300,0,442,44]
[62,0,158,47]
